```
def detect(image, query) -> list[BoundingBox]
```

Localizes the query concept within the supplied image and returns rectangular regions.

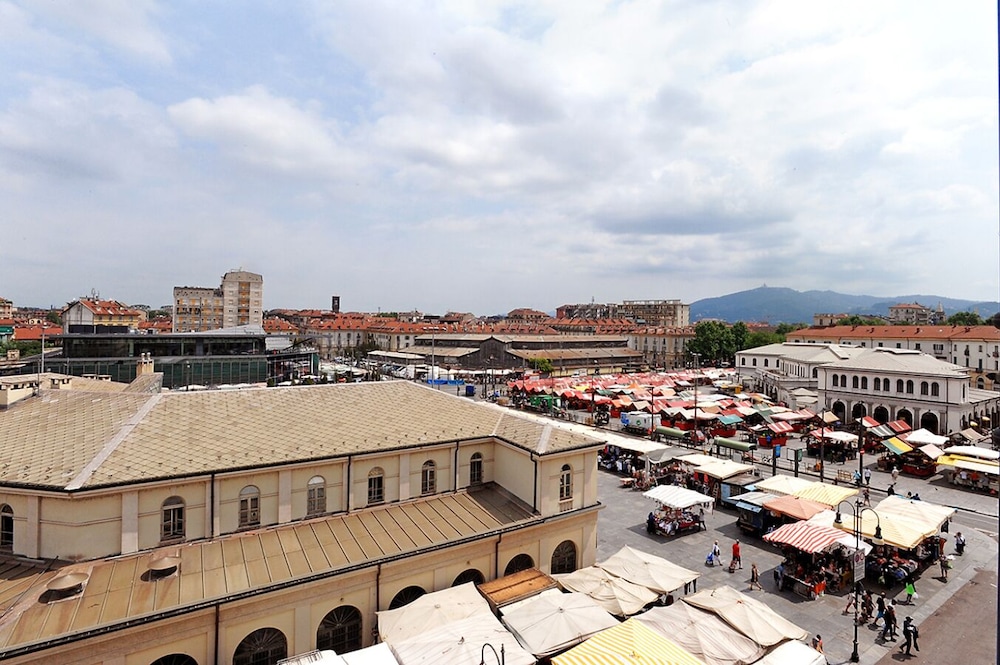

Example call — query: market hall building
[0,374,603,665]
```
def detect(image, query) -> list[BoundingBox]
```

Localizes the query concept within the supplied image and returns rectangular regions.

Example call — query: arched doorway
[851,404,867,420]
[150,656,198,665]
[389,585,426,610]
[919,412,940,435]
[504,553,535,576]
[317,605,362,654]
[452,569,485,587]
[832,402,846,421]
[896,409,913,427]
[873,406,889,424]
[233,627,287,665]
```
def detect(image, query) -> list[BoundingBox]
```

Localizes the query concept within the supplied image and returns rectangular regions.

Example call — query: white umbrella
[501,591,619,658]
[376,582,491,644]
[389,614,535,665]
[555,566,660,617]
[683,586,808,647]
[635,603,766,665]
[598,545,700,595]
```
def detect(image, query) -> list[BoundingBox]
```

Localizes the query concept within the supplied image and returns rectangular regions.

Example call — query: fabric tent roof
[642,446,691,465]
[752,475,815,497]
[614,437,670,455]
[875,496,956,532]
[376,582,491,644]
[731,491,780,513]
[763,520,850,554]
[753,639,827,665]
[643,485,715,509]
[806,428,858,443]
[678,453,718,467]
[942,445,1000,460]
[389,614,535,665]
[763,494,829,521]
[819,510,935,550]
[552,618,704,665]
[936,455,1000,475]
[902,428,949,446]
[341,643,399,665]
[501,591,619,658]
[635,603,766,665]
[555,566,660,617]
[694,459,755,480]
[791,482,858,508]
[682,586,809,647]
[919,443,945,460]
[882,437,914,455]
[598,545,701,595]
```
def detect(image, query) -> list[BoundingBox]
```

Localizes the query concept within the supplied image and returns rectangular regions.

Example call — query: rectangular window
[239,496,260,527]
[161,506,185,541]
[368,476,384,504]
[307,486,326,516]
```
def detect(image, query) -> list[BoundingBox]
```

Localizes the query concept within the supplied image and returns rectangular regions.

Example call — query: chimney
[137,352,155,376]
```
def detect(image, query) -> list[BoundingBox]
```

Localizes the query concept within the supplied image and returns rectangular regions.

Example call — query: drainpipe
[209,473,216,539]
[213,604,220,665]
[454,441,460,493]
[494,534,502,579]
[532,454,538,513]
[346,456,352,512]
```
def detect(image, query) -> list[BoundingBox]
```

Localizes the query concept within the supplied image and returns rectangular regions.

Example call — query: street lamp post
[835,501,884,663]
[480,643,505,665]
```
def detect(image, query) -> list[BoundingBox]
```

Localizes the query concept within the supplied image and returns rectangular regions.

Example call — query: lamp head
[873,525,884,546]
[834,511,843,525]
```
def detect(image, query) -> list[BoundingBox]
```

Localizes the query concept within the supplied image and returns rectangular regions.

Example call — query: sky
[1,1,998,316]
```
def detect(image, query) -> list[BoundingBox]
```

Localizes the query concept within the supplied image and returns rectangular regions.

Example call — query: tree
[45,310,62,325]
[745,330,784,348]
[774,322,809,335]
[529,358,554,373]
[731,321,750,351]
[836,315,883,326]
[687,321,735,366]
[947,311,983,326]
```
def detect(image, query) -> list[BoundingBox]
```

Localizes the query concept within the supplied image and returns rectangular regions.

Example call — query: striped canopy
[763,520,847,554]
[552,618,704,665]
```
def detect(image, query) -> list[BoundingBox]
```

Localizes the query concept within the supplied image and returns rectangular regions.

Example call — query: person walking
[900,616,920,655]
[891,465,899,482]
[940,555,950,581]
[955,531,966,555]
[812,634,824,654]
[864,467,872,485]
[904,578,917,604]
[749,562,763,591]
[711,540,722,566]
[731,540,742,569]
[882,601,898,642]
[860,590,874,624]
[887,483,895,497]
[873,592,886,628]
[862,486,871,506]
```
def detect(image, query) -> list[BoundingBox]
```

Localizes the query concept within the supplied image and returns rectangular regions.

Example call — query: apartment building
[626,326,696,369]
[0,376,602,664]
[173,270,264,332]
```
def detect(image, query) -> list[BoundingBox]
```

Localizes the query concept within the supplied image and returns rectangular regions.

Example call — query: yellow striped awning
[882,437,913,456]
[552,618,705,665]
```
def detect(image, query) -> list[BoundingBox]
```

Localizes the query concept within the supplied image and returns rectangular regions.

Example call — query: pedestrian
[646,511,657,535]
[732,539,742,569]
[900,616,920,655]
[887,483,895,497]
[711,540,722,566]
[843,592,856,615]
[891,465,899,482]
[864,467,872,485]
[811,634,824,654]
[774,561,785,589]
[749,562,763,591]
[940,555,950,581]
[955,531,966,555]
[882,601,898,641]
[862,486,871,506]
[860,591,874,624]
[873,593,886,628]
[904,579,917,604]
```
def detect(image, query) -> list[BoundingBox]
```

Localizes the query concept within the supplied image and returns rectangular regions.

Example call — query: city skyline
[2,1,997,313]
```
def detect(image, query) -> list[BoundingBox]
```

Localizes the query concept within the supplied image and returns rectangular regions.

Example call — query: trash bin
[465,385,476,398]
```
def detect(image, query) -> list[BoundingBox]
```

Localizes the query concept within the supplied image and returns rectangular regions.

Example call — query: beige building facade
[0,378,602,664]
[173,270,264,332]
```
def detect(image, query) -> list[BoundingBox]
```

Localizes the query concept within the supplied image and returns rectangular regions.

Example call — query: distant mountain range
[690,286,1000,325]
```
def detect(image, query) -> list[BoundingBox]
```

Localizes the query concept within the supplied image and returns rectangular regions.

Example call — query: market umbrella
[389,614,535,665]
[753,639,826,665]
[635,603,766,665]
[552,618,704,665]
[376,582,491,644]
[683,586,808,647]
[501,591,619,658]
[555,566,660,617]
[762,494,828,521]
[598,545,700,595]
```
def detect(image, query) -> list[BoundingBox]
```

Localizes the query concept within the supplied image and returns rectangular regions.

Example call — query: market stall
[936,453,1000,494]
[763,494,829,524]
[764,521,865,599]
[753,474,815,498]
[790,481,858,509]
[727,491,782,535]
[642,485,713,536]
[805,428,859,463]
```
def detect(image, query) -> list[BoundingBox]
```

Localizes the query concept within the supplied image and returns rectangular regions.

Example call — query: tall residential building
[557,299,689,327]
[173,269,263,332]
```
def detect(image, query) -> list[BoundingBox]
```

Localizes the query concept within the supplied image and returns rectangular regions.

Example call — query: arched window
[874,378,881,391]
[452,569,485,587]
[906,380,914,394]
[852,376,859,389]
[150,655,198,665]
[239,486,260,529]
[421,461,436,495]
[812,368,818,378]
[840,374,847,387]
[559,464,573,501]
[763,359,769,367]
[551,540,577,574]
[307,476,326,516]
[741,358,746,366]
[389,586,426,610]
[0,505,13,550]
[317,606,362,655]
[470,453,484,485]
[861,377,868,389]
[504,553,535,576]
[931,382,940,397]
[161,496,185,542]
[233,627,287,665]
[832,375,839,387]
[920,382,929,396]
[896,379,904,393]
[368,468,384,505]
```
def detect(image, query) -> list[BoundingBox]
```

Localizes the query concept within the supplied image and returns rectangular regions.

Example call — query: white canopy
[807,428,858,443]
[554,566,660,617]
[501,592,618,658]
[875,495,956,532]
[643,485,715,510]
[943,445,1000,461]
[753,474,815,497]
[693,459,755,480]
[376,582,491,644]
[635,603,766,665]
[902,428,949,446]
[389,614,535,665]
[341,644,399,665]
[753,639,827,665]
[598,545,701,595]
[682,586,809,648]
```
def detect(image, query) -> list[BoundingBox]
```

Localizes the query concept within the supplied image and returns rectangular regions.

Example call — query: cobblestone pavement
[494,406,999,665]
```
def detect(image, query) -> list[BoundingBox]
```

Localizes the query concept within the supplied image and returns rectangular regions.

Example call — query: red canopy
[763,520,846,554]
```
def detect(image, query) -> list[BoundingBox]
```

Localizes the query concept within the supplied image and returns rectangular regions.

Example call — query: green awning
[715,437,756,452]
[654,426,686,440]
